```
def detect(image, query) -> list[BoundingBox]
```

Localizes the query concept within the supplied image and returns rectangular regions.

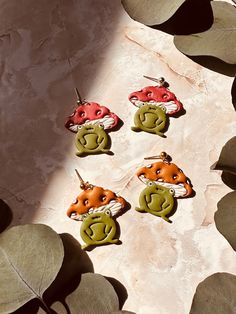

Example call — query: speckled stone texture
[1,1,236,313]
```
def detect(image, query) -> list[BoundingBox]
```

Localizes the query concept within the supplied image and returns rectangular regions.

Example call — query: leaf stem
[38,297,54,314]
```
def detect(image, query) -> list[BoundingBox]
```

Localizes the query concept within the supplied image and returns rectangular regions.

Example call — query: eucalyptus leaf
[190,273,236,314]
[121,0,187,25]
[232,76,236,110]
[51,273,120,314]
[174,2,236,64]
[212,137,236,175]
[0,224,64,313]
[215,191,236,251]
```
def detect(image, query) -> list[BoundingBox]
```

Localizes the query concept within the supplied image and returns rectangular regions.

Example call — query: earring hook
[75,169,93,190]
[144,152,171,163]
[143,75,165,87]
[74,88,84,105]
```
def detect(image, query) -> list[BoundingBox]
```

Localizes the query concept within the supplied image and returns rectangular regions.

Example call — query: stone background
[1,0,236,313]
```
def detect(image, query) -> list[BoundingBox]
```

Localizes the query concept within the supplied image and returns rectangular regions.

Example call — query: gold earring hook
[143,75,165,86]
[75,169,93,190]
[74,88,84,105]
[144,152,170,163]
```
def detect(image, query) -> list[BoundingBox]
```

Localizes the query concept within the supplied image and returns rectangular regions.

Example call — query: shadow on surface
[12,232,129,313]
[0,199,13,233]
[0,0,123,225]
[152,0,213,35]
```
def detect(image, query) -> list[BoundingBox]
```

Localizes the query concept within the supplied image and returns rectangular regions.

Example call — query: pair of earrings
[67,153,193,250]
[65,76,184,156]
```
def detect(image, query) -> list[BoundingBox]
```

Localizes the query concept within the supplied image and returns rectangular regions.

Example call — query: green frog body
[131,104,167,137]
[75,124,111,156]
[80,211,119,249]
[136,182,175,222]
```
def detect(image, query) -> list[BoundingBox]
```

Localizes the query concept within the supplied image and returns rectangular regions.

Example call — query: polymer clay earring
[65,89,120,156]
[135,152,193,222]
[128,76,183,137]
[67,170,127,250]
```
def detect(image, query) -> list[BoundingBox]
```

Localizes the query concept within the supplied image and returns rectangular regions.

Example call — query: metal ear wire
[74,88,84,105]
[144,152,171,163]
[143,75,165,87]
[75,169,93,190]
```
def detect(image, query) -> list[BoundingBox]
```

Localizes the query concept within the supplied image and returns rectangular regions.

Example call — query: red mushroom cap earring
[128,76,184,137]
[65,89,121,156]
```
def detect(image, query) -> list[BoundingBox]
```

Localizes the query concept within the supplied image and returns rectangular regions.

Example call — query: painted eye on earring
[148,181,153,186]
[105,209,111,216]
[99,124,104,128]
[96,110,101,115]
[78,125,83,129]
[169,188,175,195]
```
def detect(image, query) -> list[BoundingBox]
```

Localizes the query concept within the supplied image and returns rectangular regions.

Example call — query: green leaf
[51,273,120,314]
[212,137,236,175]
[215,191,236,251]
[0,224,64,313]
[121,0,187,25]
[174,1,236,64]
[190,273,236,314]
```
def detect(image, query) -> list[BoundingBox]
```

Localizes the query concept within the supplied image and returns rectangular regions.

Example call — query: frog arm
[105,224,112,234]
[145,193,152,204]
[140,112,146,122]
[84,227,93,237]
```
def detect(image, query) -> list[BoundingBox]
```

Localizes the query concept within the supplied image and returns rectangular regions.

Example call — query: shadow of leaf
[105,277,128,309]
[232,76,236,110]
[44,233,94,304]
[0,199,13,233]
[187,56,236,77]
[152,0,213,35]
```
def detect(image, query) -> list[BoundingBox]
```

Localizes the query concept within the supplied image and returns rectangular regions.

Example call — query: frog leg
[109,238,119,244]
[155,130,165,137]
[135,206,145,212]
[76,150,85,156]
[161,215,172,223]
[81,242,91,250]
[161,201,173,223]
[131,126,141,132]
